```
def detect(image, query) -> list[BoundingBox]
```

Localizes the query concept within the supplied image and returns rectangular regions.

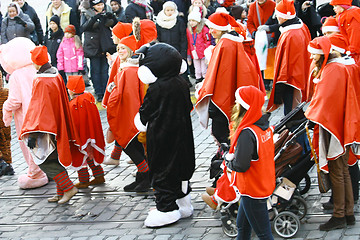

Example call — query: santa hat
[64,25,76,35]
[132,18,157,49]
[90,0,105,7]
[188,8,202,22]
[206,12,238,31]
[275,0,296,19]
[232,22,246,39]
[322,16,340,34]
[227,86,265,158]
[328,33,349,54]
[66,75,85,94]
[119,35,137,52]
[112,22,133,39]
[330,0,352,6]
[162,1,177,10]
[30,45,49,66]
[307,36,332,77]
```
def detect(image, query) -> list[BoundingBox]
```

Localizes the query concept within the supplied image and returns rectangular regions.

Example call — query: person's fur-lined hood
[187,19,206,34]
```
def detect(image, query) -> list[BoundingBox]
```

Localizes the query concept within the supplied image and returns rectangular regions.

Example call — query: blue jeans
[89,56,109,101]
[236,196,273,240]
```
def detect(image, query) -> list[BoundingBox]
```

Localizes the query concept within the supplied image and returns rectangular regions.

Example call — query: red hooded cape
[195,34,261,128]
[305,58,360,171]
[267,22,311,111]
[20,72,85,168]
[107,65,147,148]
[69,92,105,166]
[102,55,121,108]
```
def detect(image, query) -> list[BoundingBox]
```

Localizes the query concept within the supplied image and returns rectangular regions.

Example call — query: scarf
[132,0,154,20]
[156,10,178,29]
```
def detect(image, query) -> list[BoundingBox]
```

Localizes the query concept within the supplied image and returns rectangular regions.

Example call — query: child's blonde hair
[229,103,247,139]
[187,19,206,34]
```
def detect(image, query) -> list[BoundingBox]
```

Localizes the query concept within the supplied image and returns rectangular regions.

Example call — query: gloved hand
[258,25,270,32]
[14,16,27,27]
[105,12,114,18]
[219,143,230,158]
[28,137,36,149]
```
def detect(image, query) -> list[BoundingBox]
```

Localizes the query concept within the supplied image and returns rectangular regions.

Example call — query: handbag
[305,125,331,193]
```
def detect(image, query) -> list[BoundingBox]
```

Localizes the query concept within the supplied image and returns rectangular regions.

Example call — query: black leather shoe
[319,216,346,231]
[346,215,356,225]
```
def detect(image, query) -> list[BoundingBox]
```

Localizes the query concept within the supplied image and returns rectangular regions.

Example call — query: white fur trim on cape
[138,65,157,84]
[308,45,324,55]
[180,59,187,74]
[35,73,58,78]
[322,26,340,34]
[275,9,296,20]
[204,45,214,63]
[221,33,244,43]
[134,112,147,132]
[205,19,231,31]
[328,57,355,65]
[279,22,303,34]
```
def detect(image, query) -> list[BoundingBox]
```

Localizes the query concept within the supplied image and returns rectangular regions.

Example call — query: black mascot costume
[134,43,196,227]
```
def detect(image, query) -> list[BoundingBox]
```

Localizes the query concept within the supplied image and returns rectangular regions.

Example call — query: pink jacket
[187,25,211,60]
[56,37,84,72]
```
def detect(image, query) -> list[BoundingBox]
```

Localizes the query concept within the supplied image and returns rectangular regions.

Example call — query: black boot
[0,160,14,176]
[124,171,151,192]
[319,216,346,231]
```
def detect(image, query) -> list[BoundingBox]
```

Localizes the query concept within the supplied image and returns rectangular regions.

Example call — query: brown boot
[47,195,62,203]
[58,187,78,204]
[74,182,90,189]
[89,176,105,185]
[201,193,218,209]
[206,187,216,196]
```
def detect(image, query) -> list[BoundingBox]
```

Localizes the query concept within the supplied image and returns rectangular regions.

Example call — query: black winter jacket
[125,3,148,23]
[21,2,44,45]
[44,28,64,68]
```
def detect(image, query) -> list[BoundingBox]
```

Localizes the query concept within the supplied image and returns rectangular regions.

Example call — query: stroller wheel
[297,173,311,195]
[273,211,300,238]
[221,215,238,238]
[288,195,307,220]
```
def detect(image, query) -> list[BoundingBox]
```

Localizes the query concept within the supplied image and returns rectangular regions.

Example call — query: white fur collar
[328,57,355,65]
[221,33,244,43]
[279,21,303,34]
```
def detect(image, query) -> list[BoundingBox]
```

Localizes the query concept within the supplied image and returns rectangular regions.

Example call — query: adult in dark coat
[12,0,44,45]
[110,0,127,22]
[125,0,154,22]
[135,43,195,228]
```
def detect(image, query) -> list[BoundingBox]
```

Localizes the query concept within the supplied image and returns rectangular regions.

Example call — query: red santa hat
[133,18,157,49]
[66,75,85,94]
[112,22,133,39]
[232,22,247,39]
[205,12,238,31]
[119,35,137,52]
[328,33,349,54]
[227,86,265,158]
[307,36,332,77]
[330,0,352,6]
[322,16,340,34]
[275,0,296,19]
[30,45,49,66]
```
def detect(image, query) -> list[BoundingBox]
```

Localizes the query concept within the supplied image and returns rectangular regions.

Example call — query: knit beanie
[64,25,76,35]
[162,1,178,10]
[188,8,202,22]
[90,0,105,7]
[30,46,49,66]
[110,0,122,5]
[49,15,60,26]
[67,75,85,94]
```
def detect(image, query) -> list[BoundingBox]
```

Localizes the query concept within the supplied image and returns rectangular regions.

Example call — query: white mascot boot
[144,208,181,227]
[176,193,194,218]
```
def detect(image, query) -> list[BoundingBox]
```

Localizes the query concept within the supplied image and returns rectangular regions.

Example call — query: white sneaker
[176,194,194,218]
[102,157,120,166]
[144,209,181,227]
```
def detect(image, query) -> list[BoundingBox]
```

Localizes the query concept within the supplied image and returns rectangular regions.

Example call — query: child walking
[57,25,84,84]
[67,75,106,188]
[186,8,211,83]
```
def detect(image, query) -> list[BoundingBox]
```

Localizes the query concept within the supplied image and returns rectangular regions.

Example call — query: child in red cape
[67,75,106,188]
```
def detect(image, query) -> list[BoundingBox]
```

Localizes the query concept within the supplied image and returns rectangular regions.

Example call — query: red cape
[103,55,121,108]
[107,65,147,147]
[267,22,311,111]
[337,7,360,56]
[20,72,85,168]
[195,34,261,128]
[69,92,105,166]
[305,59,360,170]
[247,0,276,35]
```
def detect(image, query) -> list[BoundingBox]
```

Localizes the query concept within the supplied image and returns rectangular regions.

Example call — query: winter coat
[45,2,80,36]
[44,28,64,68]
[56,37,84,72]
[113,7,127,22]
[80,8,117,58]
[156,16,187,58]
[21,2,44,45]
[186,24,211,59]
[125,3,148,22]
[1,11,35,44]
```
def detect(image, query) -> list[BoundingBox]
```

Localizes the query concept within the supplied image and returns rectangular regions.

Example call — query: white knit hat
[188,7,201,22]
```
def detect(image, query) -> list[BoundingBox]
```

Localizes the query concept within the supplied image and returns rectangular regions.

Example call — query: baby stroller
[219,103,313,238]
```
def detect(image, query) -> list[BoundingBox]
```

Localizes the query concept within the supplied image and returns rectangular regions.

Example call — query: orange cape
[195,34,261,128]
[69,92,105,166]
[267,22,311,111]
[103,55,121,108]
[305,59,360,171]
[107,65,147,147]
[20,73,85,168]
